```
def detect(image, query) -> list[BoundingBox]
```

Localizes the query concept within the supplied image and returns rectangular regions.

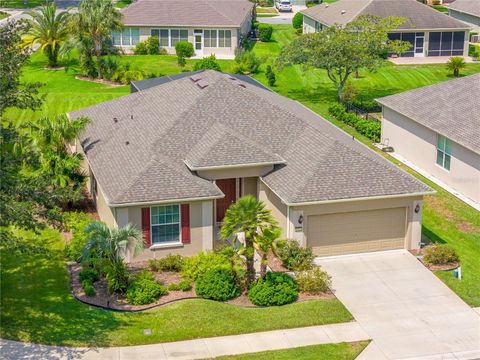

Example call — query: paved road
[317,250,480,360]
[0,322,369,359]
[257,5,305,25]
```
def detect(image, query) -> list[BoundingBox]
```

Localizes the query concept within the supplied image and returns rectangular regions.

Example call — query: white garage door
[307,207,407,257]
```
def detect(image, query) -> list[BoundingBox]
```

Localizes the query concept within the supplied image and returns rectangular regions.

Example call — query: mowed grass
[0,228,352,347]
[215,341,370,360]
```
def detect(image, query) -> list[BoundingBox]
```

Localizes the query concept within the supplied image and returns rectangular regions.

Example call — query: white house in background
[113,0,253,59]
[448,0,480,33]
[377,74,480,210]
[301,0,471,58]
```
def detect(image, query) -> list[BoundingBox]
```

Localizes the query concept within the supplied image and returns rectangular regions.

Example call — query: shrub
[351,99,381,113]
[126,271,167,305]
[175,41,194,67]
[328,103,381,142]
[80,56,98,79]
[105,261,129,294]
[79,267,99,284]
[159,47,168,55]
[275,239,314,271]
[266,65,276,86]
[196,268,240,301]
[167,282,181,291]
[193,55,221,71]
[295,267,331,294]
[248,272,298,306]
[233,50,261,75]
[292,12,303,30]
[98,57,119,81]
[82,281,95,297]
[134,36,160,55]
[424,245,459,265]
[258,24,273,42]
[64,212,91,261]
[134,41,148,55]
[182,251,231,281]
[179,279,192,291]
[149,254,185,272]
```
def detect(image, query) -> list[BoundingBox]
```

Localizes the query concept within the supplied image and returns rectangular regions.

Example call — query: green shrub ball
[195,268,240,301]
[248,272,298,306]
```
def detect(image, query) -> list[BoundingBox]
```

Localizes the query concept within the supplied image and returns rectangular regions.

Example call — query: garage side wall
[258,181,288,238]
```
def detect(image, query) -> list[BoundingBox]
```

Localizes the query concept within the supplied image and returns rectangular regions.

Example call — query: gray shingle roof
[449,0,480,18]
[70,70,432,206]
[121,0,253,27]
[377,74,480,154]
[302,0,469,30]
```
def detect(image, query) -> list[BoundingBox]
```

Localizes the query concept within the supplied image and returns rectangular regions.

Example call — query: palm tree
[81,222,143,265]
[254,226,281,278]
[220,195,278,286]
[446,56,466,77]
[23,3,71,68]
[70,0,123,78]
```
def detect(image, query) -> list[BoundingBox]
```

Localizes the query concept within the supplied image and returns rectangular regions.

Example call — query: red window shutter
[181,204,190,244]
[141,207,151,247]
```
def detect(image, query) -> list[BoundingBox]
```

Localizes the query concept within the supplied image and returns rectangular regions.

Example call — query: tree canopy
[278,15,411,100]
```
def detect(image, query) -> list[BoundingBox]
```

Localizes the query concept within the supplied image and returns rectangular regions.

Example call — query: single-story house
[448,0,480,33]
[377,74,480,210]
[301,0,471,57]
[113,0,254,59]
[69,70,433,262]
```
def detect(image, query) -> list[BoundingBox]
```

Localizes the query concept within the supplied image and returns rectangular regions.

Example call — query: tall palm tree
[81,222,143,265]
[70,0,123,78]
[220,195,278,285]
[446,56,466,77]
[23,2,71,68]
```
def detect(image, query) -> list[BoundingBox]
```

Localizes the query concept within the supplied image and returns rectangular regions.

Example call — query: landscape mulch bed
[69,259,334,311]
[409,250,459,272]
[266,250,289,272]
[75,75,124,87]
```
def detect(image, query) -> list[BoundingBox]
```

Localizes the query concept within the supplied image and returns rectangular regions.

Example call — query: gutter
[184,159,286,172]
[109,194,225,208]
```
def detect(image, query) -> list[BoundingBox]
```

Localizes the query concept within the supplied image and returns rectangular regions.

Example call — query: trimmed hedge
[329,103,381,142]
[126,271,167,305]
[248,272,298,306]
[258,24,273,42]
[292,12,303,30]
[196,268,240,301]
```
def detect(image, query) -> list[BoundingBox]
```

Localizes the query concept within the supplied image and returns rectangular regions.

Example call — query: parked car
[275,0,292,12]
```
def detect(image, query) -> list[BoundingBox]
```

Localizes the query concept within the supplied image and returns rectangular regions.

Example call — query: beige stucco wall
[258,181,288,237]
[116,200,214,262]
[242,177,258,197]
[302,15,319,34]
[382,107,480,203]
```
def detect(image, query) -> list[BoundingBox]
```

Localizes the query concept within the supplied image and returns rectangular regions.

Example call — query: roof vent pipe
[341,9,346,14]
[130,115,134,120]
[113,117,118,123]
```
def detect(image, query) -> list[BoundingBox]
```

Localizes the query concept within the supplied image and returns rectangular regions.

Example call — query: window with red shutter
[141,207,151,248]
[181,204,190,244]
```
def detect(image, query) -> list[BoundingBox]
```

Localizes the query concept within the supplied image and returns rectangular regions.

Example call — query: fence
[344,102,381,122]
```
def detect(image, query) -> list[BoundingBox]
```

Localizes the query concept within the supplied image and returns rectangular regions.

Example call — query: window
[428,31,465,56]
[436,134,452,170]
[218,30,231,47]
[170,29,188,47]
[315,21,322,32]
[113,27,139,46]
[151,205,181,244]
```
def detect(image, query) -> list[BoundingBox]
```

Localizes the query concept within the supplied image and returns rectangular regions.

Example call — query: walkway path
[0,322,369,360]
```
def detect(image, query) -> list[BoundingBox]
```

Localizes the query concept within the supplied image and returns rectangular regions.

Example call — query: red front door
[216,178,236,222]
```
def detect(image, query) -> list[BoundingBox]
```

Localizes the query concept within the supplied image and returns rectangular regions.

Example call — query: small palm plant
[23,2,71,68]
[220,195,278,286]
[81,222,143,265]
[446,56,466,77]
[254,226,282,278]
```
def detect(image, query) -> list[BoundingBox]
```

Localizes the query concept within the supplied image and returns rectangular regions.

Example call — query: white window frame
[203,29,232,48]
[150,204,182,246]
[436,134,452,171]
[113,27,139,46]
[151,28,188,47]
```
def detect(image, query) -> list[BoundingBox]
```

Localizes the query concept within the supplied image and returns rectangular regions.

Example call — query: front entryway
[307,208,407,257]
[316,251,480,359]
[215,178,236,222]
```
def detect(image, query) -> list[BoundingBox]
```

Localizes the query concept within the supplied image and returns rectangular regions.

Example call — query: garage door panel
[307,208,406,257]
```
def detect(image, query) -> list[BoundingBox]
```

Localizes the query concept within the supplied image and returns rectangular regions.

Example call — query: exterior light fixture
[415,204,420,213]
[298,214,304,224]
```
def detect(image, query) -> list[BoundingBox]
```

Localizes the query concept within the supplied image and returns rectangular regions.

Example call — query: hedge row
[329,103,381,142]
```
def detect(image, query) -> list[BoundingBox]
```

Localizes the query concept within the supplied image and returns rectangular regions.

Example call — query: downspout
[286,205,290,239]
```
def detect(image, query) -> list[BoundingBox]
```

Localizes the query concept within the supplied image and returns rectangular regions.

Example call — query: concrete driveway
[316,250,480,359]
[257,5,306,25]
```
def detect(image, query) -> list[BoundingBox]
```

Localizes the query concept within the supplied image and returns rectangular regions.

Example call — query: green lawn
[115,0,132,8]
[0,0,45,8]
[0,10,10,19]
[432,5,449,13]
[214,341,370,360]
[0,227,352,347]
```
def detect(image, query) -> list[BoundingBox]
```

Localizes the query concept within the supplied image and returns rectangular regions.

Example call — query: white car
[276,0,292,12]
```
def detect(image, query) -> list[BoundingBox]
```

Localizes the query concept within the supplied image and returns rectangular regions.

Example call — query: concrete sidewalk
[0,322,369,360]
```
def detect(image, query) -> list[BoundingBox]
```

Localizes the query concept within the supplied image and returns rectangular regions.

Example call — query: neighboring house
[377,74,480,210]
[69,70,432,262]
[302,0,471,57]
[113,0,253,59]
[448,0,480,33]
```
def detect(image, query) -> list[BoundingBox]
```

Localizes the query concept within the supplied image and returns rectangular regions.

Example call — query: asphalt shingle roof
[449,0,480,18]
[302,0,469,30]
[70,70,432,206]
[121,0,253,27]
[377,74,480,155]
